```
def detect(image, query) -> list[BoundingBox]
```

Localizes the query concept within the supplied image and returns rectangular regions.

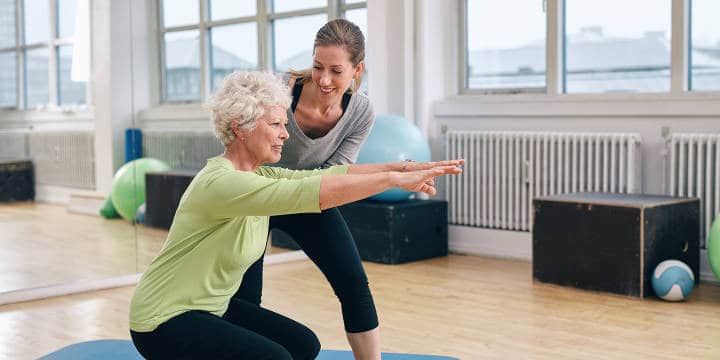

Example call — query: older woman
[128,71,462,359]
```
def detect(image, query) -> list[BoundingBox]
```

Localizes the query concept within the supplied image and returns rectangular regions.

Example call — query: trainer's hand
[393,165,463,195]
[403,159,465,172]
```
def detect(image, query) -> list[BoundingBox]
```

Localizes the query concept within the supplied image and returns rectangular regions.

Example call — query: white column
[91,0,152,194]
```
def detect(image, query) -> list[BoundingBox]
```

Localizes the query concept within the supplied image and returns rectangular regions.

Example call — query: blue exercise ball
[135,203,146,224]
[651,259,695,301]
[357,114,431,202]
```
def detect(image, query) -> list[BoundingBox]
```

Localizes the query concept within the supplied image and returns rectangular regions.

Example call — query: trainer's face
[243,105,289,164]
[311,45,363,102]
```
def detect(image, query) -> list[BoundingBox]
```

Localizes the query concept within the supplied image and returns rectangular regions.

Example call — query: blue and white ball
[651,260,695,301]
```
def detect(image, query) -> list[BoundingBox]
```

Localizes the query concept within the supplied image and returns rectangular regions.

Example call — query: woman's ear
[354,61,365,78]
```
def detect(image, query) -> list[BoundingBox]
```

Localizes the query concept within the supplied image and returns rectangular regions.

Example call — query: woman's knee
[285,323,320,360]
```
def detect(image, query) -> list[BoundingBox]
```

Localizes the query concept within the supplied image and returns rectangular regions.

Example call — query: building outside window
[159,0,367,103]
[463,0,720,95]
[0,0,87,110]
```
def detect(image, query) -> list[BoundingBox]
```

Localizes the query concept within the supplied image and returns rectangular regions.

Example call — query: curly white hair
[206,71,291,146]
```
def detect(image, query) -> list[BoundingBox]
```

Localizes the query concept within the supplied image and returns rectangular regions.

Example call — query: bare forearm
[347,162,402,174]
[319,173,395,210]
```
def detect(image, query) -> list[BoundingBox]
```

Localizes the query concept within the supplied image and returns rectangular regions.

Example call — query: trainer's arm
[347,159,465,175]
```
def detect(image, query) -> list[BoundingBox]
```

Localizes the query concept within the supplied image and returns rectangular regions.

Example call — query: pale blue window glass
[273,0,326,13]
[209,0,255,21]
[690,0,720,91]
[58,45,85,104]
[210,23,258,91]
[466,0,546,90]
[0,51,16,108]
[24,0,50,44]
[163,30,201,101]
[565,0,671,93]
[162,0,198,28]
[273,14,326,72]
[25,47,49,108]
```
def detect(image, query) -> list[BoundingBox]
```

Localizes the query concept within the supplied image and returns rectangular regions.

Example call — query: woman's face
[311,45,363,102]
[240,105,289,164]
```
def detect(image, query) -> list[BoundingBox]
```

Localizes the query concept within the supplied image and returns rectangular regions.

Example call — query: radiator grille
[667,133,720,248]
[142,130,223,170]
[445,131,642,231]
[0,130,29,159]
[29,131,95,189]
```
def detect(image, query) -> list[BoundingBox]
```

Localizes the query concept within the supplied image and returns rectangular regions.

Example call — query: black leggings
[233,208,379,333]
[130,298,320,360]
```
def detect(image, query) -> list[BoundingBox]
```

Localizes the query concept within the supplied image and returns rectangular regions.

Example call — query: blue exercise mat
[40,339,457,359]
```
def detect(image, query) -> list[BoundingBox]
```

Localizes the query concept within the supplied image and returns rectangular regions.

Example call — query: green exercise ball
[708,216,720,280]
[110,158,170,222]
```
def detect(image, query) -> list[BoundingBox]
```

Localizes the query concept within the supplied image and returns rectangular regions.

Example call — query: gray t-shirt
[275,87,375,170]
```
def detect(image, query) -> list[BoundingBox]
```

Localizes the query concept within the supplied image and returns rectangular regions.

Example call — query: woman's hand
[402,159,465,172]
[392,165,463,196]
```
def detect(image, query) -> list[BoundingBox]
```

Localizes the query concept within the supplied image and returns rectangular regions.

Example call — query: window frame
[157,0,367,104]
[460,0,716,97]
[0,0,88,111]
[459,0,549,95]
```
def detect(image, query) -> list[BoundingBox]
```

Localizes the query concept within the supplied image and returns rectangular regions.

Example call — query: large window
[690,0,720,92]
[159,0,367,103]
[465,0,547,92]
[0,0,87,110]
[463,0,717,95]
[565,0,671,94]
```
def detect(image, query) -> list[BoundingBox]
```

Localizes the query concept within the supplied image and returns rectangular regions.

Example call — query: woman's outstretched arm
[319,164,462,210]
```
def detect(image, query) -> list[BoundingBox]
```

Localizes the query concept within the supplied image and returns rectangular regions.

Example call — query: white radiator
[0,130,29,159]
[666,133,720,249]
[445,131,642,231]
[142,130,223,170]
[29,131,95,189]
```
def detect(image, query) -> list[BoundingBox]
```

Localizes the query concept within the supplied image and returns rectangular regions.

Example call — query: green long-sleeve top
[129,156,348,332]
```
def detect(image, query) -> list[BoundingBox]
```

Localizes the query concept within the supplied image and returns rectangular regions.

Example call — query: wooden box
[0,158,34,202]
[532,192,700,297]
[273,199,449,264]
[145,170,196,229]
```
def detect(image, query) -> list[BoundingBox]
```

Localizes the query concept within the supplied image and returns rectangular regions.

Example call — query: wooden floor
[0,202,294,294]
[0,202,167,293]
[1,255,719,359]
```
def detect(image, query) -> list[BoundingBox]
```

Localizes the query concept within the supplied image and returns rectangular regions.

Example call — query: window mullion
[671,0,690,93]
[258,0,270,71]
[546,0,564,95]
[199,0,209,100]
[48,0,59,106]
[328,0,339,19]
[16,0,24,109]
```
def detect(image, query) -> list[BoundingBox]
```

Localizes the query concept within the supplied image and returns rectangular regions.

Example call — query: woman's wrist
[400,159,415,172]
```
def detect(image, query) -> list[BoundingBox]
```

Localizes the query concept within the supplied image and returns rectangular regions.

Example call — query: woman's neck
[305,82,343,116]
[223,145,259,172]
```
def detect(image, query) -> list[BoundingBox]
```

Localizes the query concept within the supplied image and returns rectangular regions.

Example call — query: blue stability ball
[135,203,146,224]
[357,114,431,202]
[651,260,695,301]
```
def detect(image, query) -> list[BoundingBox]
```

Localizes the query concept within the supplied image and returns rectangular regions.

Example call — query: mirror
[0,0,145,300]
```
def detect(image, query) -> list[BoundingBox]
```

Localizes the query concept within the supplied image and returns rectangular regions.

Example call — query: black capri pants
[130,298,320,359]
[233,207,379,333]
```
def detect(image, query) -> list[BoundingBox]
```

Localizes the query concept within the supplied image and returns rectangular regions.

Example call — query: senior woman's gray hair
[206,71,291,146]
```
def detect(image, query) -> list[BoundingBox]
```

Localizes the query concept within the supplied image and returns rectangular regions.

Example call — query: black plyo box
[341,200,448,264]
[273,200,449,264]
[0,158,34,202]
[532,192,700,298]
[145,170,196,229]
